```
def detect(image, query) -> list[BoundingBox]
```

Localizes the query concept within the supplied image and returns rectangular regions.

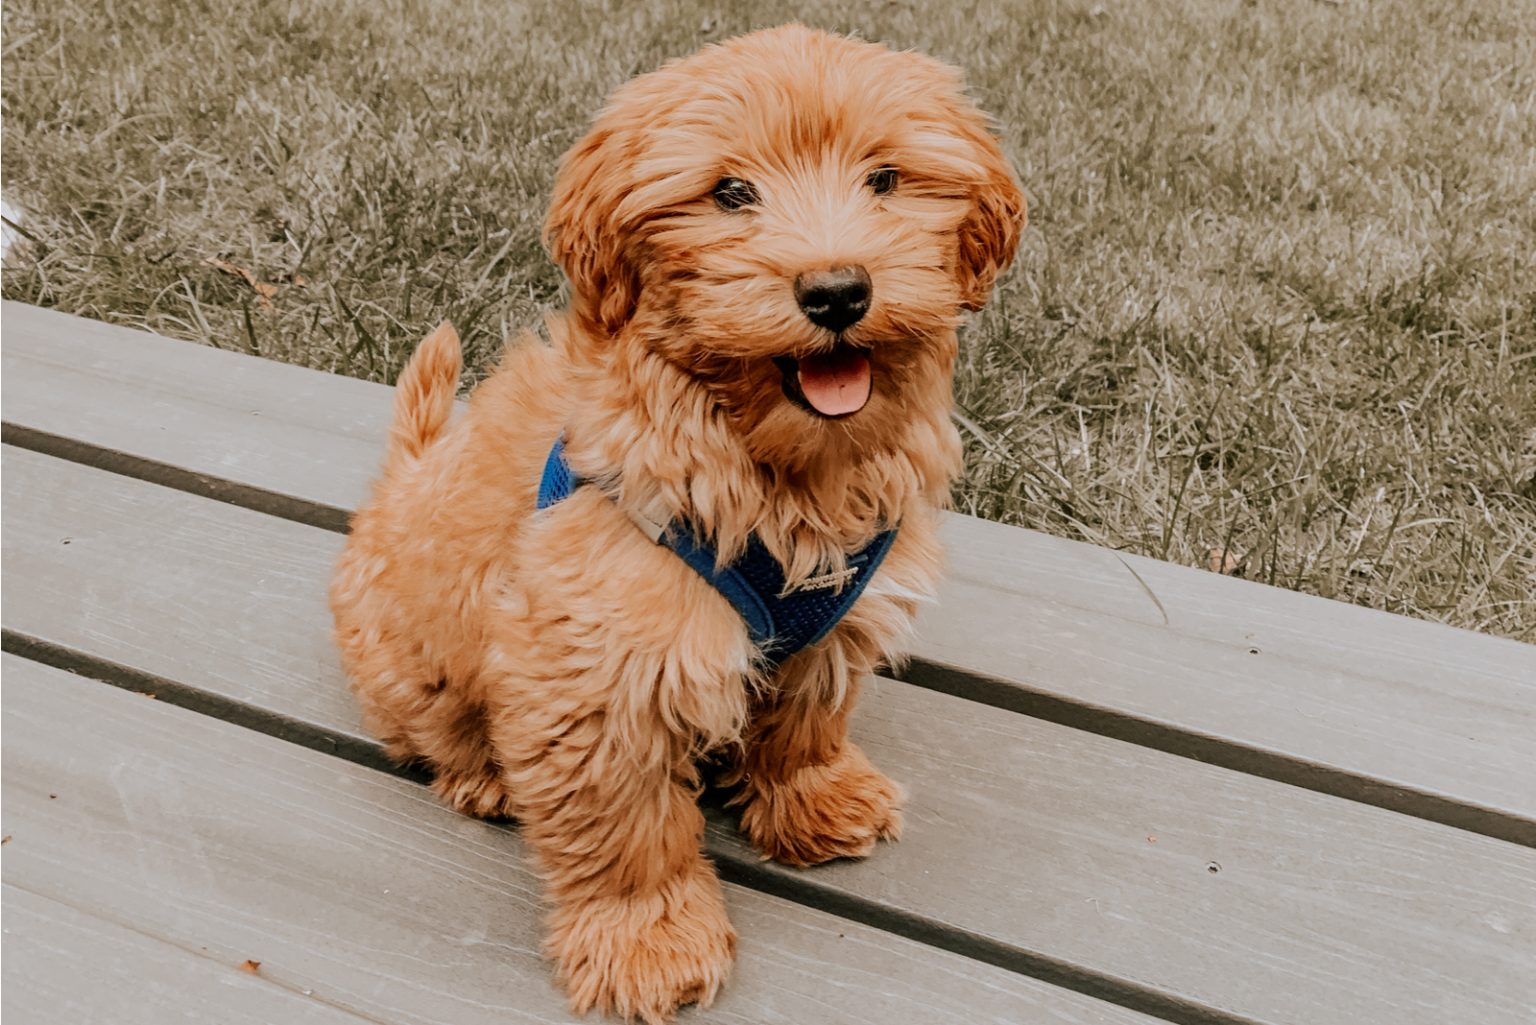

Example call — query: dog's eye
[712,178,760,211]
[866,166,899,195]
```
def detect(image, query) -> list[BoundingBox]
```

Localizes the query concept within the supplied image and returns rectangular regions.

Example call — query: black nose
[794,267,872,332]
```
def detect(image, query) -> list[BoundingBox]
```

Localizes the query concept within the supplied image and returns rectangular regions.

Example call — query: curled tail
[386,321,461,473]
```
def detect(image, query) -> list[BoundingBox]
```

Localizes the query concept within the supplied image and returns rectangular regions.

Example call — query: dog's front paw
[738,742,904,867]
[548,867,737,1024]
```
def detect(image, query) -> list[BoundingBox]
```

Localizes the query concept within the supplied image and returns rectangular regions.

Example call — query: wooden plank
[1,885,378,1025]
[0,656,1164,1025]
[5,300,1532,842]
[913,521,1536,842]
[6,448,1534,1025]
[0,301,384,530]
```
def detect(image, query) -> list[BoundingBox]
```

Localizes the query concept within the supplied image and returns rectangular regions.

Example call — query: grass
[4,0,1534,640]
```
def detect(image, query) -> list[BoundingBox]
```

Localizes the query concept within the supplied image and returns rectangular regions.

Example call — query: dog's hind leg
[333,613,515,819]
[365,672,515,819]
[416,686,516,820]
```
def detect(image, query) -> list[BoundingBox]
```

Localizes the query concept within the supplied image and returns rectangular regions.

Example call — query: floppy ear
[954,120,1027,311]
[543,123,640,334]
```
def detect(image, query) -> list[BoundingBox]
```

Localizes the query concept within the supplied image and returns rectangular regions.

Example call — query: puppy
[330,24,1024,1024]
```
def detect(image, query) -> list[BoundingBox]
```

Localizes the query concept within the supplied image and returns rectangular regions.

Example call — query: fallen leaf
[206,257,280,307]
[239,959,262,974]
[1,835,12,845]
[1207,546,1243,575]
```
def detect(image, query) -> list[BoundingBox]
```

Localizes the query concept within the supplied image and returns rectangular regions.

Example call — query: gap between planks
[4,421,1532,849]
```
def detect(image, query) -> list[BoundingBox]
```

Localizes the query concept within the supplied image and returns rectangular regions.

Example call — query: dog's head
[545,25,1025,469]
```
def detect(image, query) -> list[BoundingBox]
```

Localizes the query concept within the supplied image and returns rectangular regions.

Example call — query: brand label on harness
[778,566,858,598]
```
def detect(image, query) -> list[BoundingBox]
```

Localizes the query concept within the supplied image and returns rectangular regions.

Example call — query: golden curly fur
[330,24,1024,1023]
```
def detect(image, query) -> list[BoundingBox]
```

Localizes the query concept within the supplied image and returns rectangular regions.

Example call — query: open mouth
[773,342,873,418]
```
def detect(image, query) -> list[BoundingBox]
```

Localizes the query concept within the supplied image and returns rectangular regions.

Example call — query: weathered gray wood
[0,656,1164,1025]
[5,299,1533,842]
[913,517,1536,841]
[6,447,1534,1025]
[1,885,379,1025]
[0,301,384,529]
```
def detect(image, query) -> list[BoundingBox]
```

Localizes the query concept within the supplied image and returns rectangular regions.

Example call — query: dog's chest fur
[338,338,945,763]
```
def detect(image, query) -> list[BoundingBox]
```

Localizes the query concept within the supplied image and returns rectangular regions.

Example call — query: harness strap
[537,435,897,664]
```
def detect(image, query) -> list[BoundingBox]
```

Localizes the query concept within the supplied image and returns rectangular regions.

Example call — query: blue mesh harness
[537,436,897,665]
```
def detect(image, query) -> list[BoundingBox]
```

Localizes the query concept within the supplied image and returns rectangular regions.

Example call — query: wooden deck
[3,300,1533,1025]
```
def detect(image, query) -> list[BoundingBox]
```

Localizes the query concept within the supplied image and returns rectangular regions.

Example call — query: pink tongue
[797,349,871,416]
